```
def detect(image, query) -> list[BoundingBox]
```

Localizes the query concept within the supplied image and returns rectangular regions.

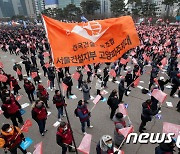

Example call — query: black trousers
[27,91,35,102]
[61,143,73,154]
[10,111,24,126]
[139,115,149,131]
[110,108,117,119]
[170,86,178,96]
[9,145,27,154]
[37,119,46,134]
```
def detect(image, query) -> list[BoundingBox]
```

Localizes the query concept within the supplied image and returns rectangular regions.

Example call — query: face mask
[107,143,112,148]
[7,128,12,133]
[36,104,42,108]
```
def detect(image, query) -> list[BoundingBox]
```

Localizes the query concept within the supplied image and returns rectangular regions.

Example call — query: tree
[141,2,158,17]
[110,0,127,17]
[80,0,100,15]
[63,4,82,21]
[162,0,178,17]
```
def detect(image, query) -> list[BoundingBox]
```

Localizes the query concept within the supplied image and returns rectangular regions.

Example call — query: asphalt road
[0,50,179,154]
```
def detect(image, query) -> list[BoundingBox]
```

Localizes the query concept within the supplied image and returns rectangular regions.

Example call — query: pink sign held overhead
[119,104,128,116]
[151,89,167,104]
[163,122,180,138]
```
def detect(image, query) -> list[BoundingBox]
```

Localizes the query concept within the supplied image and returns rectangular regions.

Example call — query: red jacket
[56,126,73,145]
[53,95,64,108]
[2,100,20,115]
[32,106,47,121]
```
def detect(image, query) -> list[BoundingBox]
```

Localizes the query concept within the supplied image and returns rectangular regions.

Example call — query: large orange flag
[42,15,140,68]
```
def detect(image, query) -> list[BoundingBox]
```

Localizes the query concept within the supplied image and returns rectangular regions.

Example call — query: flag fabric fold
[118,126,134,138]
[77,134,92,154]
[151,89,167,104]
[42,15,140,68]
[118,104,128,116]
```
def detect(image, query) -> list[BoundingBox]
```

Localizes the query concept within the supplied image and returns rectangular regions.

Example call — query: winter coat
[155,143,174,154]
[113,116,126,146]
[96,78,103,90]
[141,102,159,121]
[82,83,90,101]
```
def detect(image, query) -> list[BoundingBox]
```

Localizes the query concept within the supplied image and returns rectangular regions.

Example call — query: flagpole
[41,14,78,154]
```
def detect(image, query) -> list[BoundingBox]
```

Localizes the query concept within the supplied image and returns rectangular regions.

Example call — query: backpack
[74,108,79,117]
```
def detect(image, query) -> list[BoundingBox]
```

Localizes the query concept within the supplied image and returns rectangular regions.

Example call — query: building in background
[25,0,36,18]
[34,0,45,16]
[98,0,111,17]
[45,0,59,9]
[58,0,81,9]
[0,0,15,18]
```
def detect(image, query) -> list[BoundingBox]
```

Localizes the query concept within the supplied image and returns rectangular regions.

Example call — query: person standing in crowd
[32,100,48,136]
[139,99,161,133]
[37,84,49,108]
[148,67,159,90]
[30,65,41,85]
[13,62,23,81]
[103,67,109,88]
[9,75,21,96]
[0,124,31,154]
[86,64,92,83]
[63,73,73,99]
[75,100,93,134]
[22,58,31,77]
[1,96,24,126]
[96,135,117,154]
[53,90,66,122]
[157,77,169,91]
[57,68,64,83]
[107,90,120,119]
[125,70,133,96]
[82,80,91,104]
[56,121,75,154]
[23,78,35,103]
[118,79,125,102]
[155,139,176,154]
[47,67,56,91]
[113,112,132,147]
[30,54,37,68]
[96,74,103,96]
[77,67,83,90]
[170,72,180,97]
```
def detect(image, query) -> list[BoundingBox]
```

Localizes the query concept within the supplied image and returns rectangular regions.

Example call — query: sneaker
[44,130,48,133]
[41,133,44,136]
[51,89,53,91]
[69,148,76,152]
[62,114,66,117]
[58,118,62,122]
[88,125,93,128]
[83,132,87,135]
[27,152,32,154]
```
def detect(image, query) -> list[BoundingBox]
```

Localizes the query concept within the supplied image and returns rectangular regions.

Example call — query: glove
[114,151,119,154]
[88,112,91,117]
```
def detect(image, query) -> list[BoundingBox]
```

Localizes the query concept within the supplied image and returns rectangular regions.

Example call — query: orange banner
[42,15,140,68]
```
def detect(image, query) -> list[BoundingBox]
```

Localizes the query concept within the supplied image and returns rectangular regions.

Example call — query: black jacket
[141,102,159,121]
